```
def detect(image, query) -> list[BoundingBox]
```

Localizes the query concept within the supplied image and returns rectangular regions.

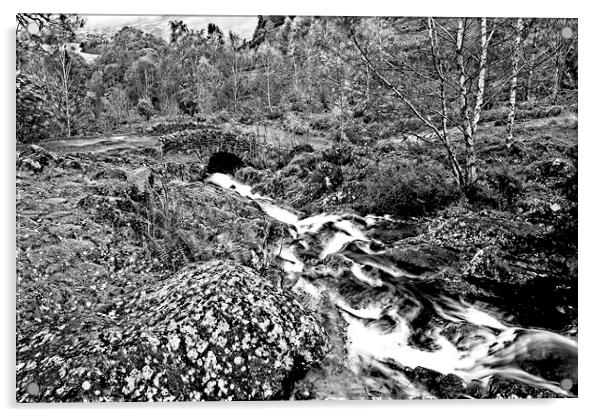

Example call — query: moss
[16,260,328,402]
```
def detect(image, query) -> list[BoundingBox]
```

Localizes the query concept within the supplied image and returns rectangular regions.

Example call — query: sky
[83,15,258,40]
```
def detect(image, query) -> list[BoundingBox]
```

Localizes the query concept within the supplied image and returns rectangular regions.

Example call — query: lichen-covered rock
[161,160,205,182]
[283,152,318,176]
[16,260,328,402]
[17,144,57,173]
[92,167,128,181]
[289,144,315,157]
[235,166,270,186]
[485,376,563,399]
[127,166,154,196]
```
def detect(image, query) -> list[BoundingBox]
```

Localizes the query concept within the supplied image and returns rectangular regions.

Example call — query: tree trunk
[265,55,273,112]
[339,77,345,143]
[428,17,463,187]
[552,19,568,104]
[454,17,494,188]
[455,18,476,188]
[466,18,493,186]
[144,68,150,99]
[552,59,560,104]
[525,21,538,102]
[471,18,492,136]
[232,64,238,113]
[63,89,71,137]
[59,48,72,138]
[455,18,471,141]
[292,53,298,94]
[351,22,464,189]
[506,18,524,148]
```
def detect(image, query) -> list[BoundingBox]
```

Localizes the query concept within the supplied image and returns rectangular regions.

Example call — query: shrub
[265,109,283,121]
[16,73,60,143]
[307,113,335,131]
[397,117,424,132]
[321,146,354,166]
[522,158,576,190]
[235,166,270,186]
[470,163,525,210]
[136,98,154,121]
[351,159,460,217]
[247,145,292,171]
[281,112,310,135]
[480,107,510,123]
[547,105,563,117]
[289,144,315,158]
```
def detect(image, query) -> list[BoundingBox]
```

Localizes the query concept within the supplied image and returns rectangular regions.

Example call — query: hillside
[83,15,258,41]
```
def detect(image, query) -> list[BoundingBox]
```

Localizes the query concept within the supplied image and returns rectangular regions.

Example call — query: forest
[16,14,578,402]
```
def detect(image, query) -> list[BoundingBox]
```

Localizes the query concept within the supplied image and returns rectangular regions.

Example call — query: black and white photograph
[15,10,579,403]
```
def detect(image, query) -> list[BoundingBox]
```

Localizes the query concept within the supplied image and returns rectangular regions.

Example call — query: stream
[206,172,578,399]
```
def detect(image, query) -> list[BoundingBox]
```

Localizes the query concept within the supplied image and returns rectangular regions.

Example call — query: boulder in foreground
[16,260,328,402]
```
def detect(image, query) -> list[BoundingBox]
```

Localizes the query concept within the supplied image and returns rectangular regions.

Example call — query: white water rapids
[206,172,578,399]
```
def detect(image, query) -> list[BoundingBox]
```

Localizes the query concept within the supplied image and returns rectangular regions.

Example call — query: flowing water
[206,172,578,399]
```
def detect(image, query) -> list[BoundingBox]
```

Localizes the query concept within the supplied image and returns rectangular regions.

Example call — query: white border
[3,1,600,417]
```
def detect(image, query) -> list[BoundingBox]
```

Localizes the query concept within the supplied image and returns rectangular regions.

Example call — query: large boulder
[127,166,154,196]
[17,144,57,173]
[16,260,328,402]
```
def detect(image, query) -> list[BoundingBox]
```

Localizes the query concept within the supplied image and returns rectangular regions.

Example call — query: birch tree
[426,17,463,183]
[257,43,277,113]
[551,19,567,104]
[46,45,89,138]
[525,20,539,103]
[347,17,496,191]
[17,14,88,139]
[456,18,495,184]
[56,45,74,137]
[506,18,524,148]
[550,19,577,103]
[226,32,244,113]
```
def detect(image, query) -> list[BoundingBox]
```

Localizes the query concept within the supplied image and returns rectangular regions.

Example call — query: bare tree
[455,17,496,185]
[106,87,132,131]
[506,18,524,148]
[550,19,577,104]
[56,45,74,137]
[551,19,567,104]
[426,17,464,183]
[258,43,276,113]
[348,17,496,191]
[227,32,244,113]
[525,20,539,103]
